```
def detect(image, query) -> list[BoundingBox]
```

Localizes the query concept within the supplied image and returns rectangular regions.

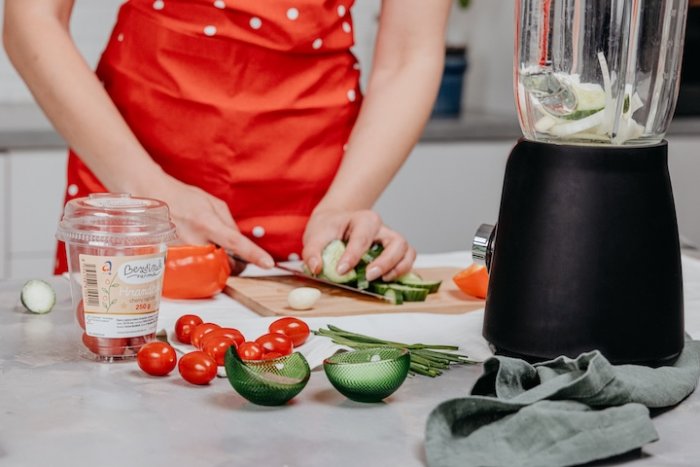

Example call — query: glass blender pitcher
[476,0,689,365]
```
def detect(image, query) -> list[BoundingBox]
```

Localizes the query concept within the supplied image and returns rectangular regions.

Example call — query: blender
[474,0,689,365]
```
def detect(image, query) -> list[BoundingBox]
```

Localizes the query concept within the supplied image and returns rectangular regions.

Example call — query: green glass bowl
[224,348,310,406]
[323,348,411,403]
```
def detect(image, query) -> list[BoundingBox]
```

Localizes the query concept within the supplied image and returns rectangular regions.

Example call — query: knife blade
[225,251,392,303]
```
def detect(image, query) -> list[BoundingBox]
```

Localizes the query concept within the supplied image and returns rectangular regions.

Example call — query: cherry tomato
[269,317,310,347]
[238,341,264,361]
[200,328,245,349]
[82,333,129,357]
[175,314,204,344]
[262,352,284,360]
[190,323,220,349]
[178,351,218,385]
[76,300,86,330]
[137,341,178,376]
[202,336,237,366]
[255,333,293,356]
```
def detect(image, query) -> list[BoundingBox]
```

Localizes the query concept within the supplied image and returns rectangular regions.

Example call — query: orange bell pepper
[452,264,489,299]
[162,244,231,299]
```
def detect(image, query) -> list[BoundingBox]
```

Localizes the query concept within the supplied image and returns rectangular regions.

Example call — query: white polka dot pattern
[250,17,262,30]
[153,0,164,10]
[117,33,124,42]
[67,184,79,196]
[252,226,265,238]
[342,21,351,33]
[203,25,217,36]
[213,0,226,9]
[337,5,346,16]
[287,8,299,20]
[288,253,300,261]
[312,38,323,49]
[347,89,356,102]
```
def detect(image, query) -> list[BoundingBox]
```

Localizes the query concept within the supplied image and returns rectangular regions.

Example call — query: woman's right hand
[142,174,274,270]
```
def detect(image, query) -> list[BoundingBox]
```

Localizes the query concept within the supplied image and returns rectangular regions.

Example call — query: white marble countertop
[1,251,700,466]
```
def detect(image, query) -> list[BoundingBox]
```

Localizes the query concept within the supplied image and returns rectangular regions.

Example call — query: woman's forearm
[2,0,165,193]
[317,0,451,213]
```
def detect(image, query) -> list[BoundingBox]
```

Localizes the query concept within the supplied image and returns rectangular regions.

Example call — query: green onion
[313,325,479,377]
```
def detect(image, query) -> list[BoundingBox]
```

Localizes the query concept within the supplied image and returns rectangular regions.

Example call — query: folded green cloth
[425,340,700,467]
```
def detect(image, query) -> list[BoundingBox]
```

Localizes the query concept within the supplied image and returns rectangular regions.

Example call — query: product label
[79,253,165,338]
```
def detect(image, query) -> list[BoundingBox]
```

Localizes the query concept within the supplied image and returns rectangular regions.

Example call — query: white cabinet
[4,149,68,279]
[375,141,511,253]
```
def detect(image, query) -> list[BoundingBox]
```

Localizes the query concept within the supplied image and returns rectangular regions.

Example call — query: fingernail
[262,258,274,269]
[365,267,381,282]
[308,258,320,274]
[337,262,350,275]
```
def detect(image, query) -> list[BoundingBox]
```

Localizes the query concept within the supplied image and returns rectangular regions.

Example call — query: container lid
[56,193,177,246]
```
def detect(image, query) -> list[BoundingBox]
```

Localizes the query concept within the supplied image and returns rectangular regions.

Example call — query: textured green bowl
[224,348,310,406]
[323,348,411,403]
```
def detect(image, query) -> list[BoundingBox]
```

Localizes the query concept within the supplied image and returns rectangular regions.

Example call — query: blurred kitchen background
[0,0,698,279]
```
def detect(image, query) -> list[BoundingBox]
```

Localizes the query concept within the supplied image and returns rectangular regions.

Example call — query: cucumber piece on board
[387,284,430,302]
[396,272,442,294]
[321,240,357,283]
[383,289,403,305]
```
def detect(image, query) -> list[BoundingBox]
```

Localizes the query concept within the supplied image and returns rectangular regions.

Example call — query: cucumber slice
[383,289,403,305]
[356,265,369,290]
[396,272,442,294]
[321,240,357,284]
[370,282,392,294]
[387,284,430,302]
[361,243,384,264]
[20,279,56,314]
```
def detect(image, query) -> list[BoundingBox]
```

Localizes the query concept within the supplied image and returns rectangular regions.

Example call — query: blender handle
[472,224,496,272]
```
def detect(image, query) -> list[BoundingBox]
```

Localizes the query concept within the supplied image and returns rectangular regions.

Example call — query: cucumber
[387,284,430,302]
[396,272,442,294]
[356,264,369,290]
[321,240,357,284]
[370,282,392,294]
[20,279,56,314]
[383,289,403,305]
[361,243,384,264]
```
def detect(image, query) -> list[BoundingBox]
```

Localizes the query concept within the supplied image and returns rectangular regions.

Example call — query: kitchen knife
[225,251,392,303]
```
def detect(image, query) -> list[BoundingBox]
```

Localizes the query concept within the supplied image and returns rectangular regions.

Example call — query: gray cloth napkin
[425,340,700,467]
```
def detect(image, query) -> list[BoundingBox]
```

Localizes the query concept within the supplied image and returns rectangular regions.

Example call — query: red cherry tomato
[76,300,86,330]
[202,336,237,366]
[178,351,218,385]
[200,328,245,349]
[262,352,284,360]
[175,314,204,344]
[269,317,310,347]
[255,333,293,356]
[82,333,129,357]
[137,341,178,376]
[238,341,264,361]
[190,323,220,349]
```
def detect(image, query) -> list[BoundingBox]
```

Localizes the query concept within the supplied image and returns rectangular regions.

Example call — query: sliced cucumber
[361,243,384,264]
[387,284,430,302]
[20,279,56,314]
[370,282,392,295]
[356,264,369,290]
[321,240,357,284]
[396,272,442,294]
[383,289,403,305]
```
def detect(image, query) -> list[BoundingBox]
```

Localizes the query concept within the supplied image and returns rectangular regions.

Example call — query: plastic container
[515,0,688,145]
[56,193,177,361]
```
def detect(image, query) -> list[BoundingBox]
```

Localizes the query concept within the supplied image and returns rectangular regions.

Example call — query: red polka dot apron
[55,0,360,274]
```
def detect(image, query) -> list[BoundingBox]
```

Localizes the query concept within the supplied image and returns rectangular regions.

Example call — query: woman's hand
[141,174,274,270]
[302,209,416,282]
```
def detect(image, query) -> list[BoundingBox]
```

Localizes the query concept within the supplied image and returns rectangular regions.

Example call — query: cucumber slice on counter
[396,272,442,294]
[321,240,357,283]
[386,284,430,302]
[383,289,403,305]
[20,279,56,314]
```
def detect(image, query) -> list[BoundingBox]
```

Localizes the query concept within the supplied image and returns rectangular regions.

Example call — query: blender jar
[515,0,688,145]
[56,194,177,361]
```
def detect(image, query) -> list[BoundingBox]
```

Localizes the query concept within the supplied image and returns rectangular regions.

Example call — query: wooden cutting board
[224,267,485,317]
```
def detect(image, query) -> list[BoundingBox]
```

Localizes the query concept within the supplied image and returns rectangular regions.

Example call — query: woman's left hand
[302,209,416,282]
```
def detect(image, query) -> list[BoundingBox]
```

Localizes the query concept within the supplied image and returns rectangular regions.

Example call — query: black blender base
[482,140,684,367]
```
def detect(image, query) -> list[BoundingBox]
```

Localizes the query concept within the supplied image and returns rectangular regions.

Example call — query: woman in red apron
[5,0,451,280]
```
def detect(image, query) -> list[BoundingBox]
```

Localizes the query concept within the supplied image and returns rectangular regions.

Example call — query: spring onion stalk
[314,325,478,377]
